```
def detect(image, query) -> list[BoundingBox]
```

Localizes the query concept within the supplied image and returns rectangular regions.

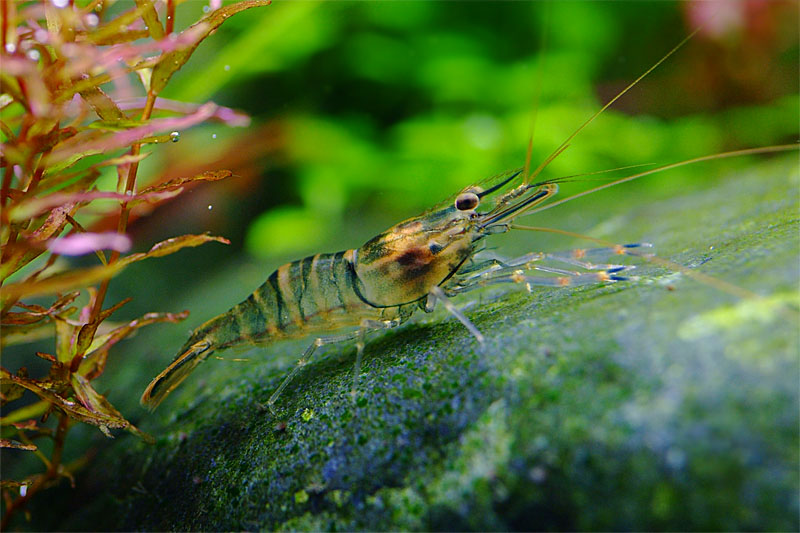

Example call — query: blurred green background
[105,0,797,314]
[104,0,797,336]
[4,0,799,515]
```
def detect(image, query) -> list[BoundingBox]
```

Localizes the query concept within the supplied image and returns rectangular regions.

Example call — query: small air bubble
[85,13,99,27]
[51,0,69,8]
[224,64,230,71]
[211,133,217,139]
[170,131,180,142]
[202,5,210,12]
[20,484,28,497]
[208,205,213,210]
[27,49,41,61]
[5,43,16,53]
[168,32,178,42]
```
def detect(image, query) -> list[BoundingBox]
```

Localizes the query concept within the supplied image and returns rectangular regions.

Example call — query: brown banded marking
[308,253,331,320]
[312,253,347,318]
[277,262,304,329]
[266,269,290,331]
[297,255,315,321]
[250,285,280,336]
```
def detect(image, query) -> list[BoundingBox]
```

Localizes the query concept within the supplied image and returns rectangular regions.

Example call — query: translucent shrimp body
[140,172,639,410]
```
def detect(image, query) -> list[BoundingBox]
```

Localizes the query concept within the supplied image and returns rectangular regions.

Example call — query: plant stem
[87,90,157,327]
[166,0,175,35]
[1,0,9,54]
[0,413,70,530]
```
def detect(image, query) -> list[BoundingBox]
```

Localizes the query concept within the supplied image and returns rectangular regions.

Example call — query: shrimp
[141,168,649,411]
[141,25,797,413]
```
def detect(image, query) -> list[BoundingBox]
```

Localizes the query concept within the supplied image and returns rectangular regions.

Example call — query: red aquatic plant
[0,0,270,527]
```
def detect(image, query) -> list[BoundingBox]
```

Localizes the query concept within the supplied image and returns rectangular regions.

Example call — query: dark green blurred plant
[166,1,793,261]
[0,0,269,527]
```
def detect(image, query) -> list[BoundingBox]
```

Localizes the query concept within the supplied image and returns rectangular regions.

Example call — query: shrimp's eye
[455,192,479,211]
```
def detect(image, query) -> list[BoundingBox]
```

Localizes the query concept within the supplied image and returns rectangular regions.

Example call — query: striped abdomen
[141,250,394,409]
[190,249,389,351]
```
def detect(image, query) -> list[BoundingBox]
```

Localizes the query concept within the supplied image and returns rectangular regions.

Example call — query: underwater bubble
[170,131,180,143]
[224,64,230,71]
[211,133,217,139]
[51,0,69,8]
[85,13,99,27]
[202,5,210,13]
[26,49,41,61]
[5,43,16,53]
[208,205,213,210]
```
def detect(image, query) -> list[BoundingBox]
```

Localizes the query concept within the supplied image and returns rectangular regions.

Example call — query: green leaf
[150,0,272,95]
[134,0,165,41]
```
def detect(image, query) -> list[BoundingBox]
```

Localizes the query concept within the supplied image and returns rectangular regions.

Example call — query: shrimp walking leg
[446,243,652,295]
[267,331,360,414]
[267,320,403,412]
[459,243,653,281]
[428,286,485,343]
[351,319,402,401]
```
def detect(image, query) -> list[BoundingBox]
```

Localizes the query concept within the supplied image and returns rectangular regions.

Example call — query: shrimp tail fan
[140,339,213,411]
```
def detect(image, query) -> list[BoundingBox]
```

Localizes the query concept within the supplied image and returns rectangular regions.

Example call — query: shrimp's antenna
[523,28,702,185]
[522,4,551,184]
[523,144,799,218]
[536,163,657,186]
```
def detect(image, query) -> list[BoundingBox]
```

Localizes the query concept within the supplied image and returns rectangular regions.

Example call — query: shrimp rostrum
[141,170,647,412]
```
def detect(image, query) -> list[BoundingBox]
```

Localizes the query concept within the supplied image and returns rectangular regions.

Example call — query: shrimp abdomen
[141,250,384,409]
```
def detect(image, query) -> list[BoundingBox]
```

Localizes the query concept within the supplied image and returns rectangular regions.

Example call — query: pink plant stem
[84,91,157,342]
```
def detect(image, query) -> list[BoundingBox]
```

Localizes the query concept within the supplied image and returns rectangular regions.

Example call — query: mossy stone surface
[57,157,798,531]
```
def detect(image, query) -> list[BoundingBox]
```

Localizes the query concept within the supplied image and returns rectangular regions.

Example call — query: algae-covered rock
[59,157,797,530]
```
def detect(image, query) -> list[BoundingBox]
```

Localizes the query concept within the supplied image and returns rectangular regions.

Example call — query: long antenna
[522,144,798,218]
[522,4,551,184]
[524,28,702,185]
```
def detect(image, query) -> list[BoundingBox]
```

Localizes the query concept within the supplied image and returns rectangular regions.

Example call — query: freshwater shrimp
[140,26,796,413]
[141,167,650,411]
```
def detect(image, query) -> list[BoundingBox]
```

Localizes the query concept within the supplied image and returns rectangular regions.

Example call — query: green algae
[44,156,799,531]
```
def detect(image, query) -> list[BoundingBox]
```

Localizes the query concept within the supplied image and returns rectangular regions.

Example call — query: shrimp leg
[428,286,485,343]
[459,243,653,281]
[268,319,401,413]
[446,243,651,295]
[351,319,402,401]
